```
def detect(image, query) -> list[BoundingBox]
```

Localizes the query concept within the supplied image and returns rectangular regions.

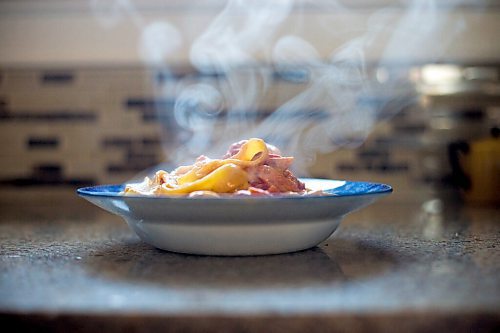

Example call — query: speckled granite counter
[0,188,499,332]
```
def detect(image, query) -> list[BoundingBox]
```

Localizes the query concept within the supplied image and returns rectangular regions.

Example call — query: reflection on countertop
[0,187,499,332]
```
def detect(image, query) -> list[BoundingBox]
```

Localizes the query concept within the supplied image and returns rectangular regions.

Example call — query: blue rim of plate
[76,179,392,201]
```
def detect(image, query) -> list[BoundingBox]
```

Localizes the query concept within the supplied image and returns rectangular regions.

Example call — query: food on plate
[122,138,324,197]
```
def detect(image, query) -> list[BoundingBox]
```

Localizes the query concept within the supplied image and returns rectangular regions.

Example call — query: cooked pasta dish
[123,138,322,197]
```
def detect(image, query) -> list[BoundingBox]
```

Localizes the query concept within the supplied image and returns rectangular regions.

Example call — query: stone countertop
[0,188,499,332]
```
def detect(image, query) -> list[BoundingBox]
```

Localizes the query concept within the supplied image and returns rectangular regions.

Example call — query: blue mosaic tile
[40,71,74,84]
[0,97,6,110]
[102,137,133,148]
[126,152,158,165]
[0,111,96,122]
[379,163,409,172]
[358,150,390,159]
[0,178,94,187]
[337,163,358,172]
[0,163,95,186]
[272,68,310,83]
[27,137,59,149]
[34,164,62,179]
[392,124,427,134]
[107,164,150,173]
[141,137,161,146]
[125,98,174,109]
[0,166,94,187]
[154,71,186,83]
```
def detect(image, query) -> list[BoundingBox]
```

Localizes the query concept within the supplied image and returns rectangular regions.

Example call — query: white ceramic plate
[77,179,392,256]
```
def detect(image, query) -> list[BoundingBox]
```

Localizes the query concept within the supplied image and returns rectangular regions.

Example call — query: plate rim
[76,178,393,201]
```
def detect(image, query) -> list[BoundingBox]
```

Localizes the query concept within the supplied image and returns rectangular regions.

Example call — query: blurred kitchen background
[0,0,499,205]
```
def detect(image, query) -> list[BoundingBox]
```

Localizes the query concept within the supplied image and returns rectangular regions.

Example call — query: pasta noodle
[123,138,322,197]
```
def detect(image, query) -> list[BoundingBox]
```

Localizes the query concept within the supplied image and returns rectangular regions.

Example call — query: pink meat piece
[195,155,209,163]
[265,143,281,156]
[248,165,305,193]
[223,140,246,159]
[266,156,294,170]
[223,140,304,194]
[223,140,282,159]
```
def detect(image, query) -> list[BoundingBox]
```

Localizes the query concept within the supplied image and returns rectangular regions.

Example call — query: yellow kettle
[449,128,500,205]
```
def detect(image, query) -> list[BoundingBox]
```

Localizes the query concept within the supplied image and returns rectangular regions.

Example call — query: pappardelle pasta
[123,138,323,197]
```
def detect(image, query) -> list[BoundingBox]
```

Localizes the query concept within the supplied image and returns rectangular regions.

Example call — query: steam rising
[190,1,292,70]
[92,0,474,175]
[140,22,182,65]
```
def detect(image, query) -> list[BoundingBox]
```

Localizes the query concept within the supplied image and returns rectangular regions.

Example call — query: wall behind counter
[1,0,500,67]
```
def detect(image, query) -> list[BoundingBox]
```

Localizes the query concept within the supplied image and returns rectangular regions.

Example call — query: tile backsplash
[0,67,166,186]
[0,65,497,204]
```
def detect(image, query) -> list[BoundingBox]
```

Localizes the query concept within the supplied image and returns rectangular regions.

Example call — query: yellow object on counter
[460,134,500,204]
